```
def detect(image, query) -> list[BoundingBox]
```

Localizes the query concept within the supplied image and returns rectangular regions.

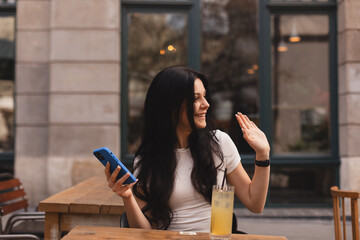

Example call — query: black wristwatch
[254,159,270,167]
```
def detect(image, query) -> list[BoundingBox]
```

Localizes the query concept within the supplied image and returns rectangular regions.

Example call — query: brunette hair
[132,66,223,229]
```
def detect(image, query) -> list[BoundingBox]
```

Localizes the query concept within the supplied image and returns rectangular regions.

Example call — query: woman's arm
[227,161,269,213]
[227,113,270,213]
[105,163,152,228]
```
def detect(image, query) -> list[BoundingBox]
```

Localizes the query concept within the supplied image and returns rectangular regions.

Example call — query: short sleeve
[215,130,241,174]
[132,156,141,177]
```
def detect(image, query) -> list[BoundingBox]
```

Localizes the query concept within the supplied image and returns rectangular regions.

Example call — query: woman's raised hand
[235,112,270,159]
[105,162,137,199]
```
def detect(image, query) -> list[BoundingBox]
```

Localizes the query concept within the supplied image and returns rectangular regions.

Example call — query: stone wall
[15,0,121,206]
[15,0,51,206]
[338,0,360,192]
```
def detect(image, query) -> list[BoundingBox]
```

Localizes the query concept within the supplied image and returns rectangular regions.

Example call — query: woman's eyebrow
[194,91,206,95]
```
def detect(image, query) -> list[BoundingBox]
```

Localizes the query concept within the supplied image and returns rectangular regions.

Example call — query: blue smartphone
[93,147,136,184]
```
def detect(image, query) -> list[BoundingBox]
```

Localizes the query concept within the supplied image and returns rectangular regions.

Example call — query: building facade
[0,0,359,207]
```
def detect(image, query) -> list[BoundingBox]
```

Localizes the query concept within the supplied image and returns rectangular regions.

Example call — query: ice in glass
[210,185,234,240]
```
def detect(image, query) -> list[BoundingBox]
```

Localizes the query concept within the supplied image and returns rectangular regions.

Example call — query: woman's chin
[195,122,207,129]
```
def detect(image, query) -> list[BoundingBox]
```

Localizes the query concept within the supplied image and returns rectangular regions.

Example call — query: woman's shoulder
[213,129,233,144]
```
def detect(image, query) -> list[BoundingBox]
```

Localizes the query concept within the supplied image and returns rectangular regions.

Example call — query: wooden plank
[69,189,110,214]
[62,225,288,240]
[332,196,341,240]
[44,212,60,240]
[330,186,360,199]
[39,177,105,213]
[350,199,359,240]
[0,189,26,203]
[59,213,121,232]
[100,192,124,215]
[0,199,28,216]
[0,178,21,191]
[69,178,116,214]
[341,197,346,240]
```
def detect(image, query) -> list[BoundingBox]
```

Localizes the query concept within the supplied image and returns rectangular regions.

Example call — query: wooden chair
[0,175,45,239]
[330,186,360,240]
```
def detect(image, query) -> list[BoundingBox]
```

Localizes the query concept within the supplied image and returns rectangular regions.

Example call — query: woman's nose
[202,98,210,109]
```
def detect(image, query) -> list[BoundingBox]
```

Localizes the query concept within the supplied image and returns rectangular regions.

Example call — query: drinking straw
[221,168,227,188]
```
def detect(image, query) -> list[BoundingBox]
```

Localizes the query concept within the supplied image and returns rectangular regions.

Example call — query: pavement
[234,208,349,240]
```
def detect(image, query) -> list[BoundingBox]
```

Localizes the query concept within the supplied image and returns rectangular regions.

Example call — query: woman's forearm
[248,164,270,213]
[123,194,152,229]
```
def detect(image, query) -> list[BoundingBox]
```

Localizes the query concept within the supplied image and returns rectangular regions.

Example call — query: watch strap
[254,159,270,167]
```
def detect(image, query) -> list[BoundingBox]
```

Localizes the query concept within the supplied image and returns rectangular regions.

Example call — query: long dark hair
[132,66,223,229]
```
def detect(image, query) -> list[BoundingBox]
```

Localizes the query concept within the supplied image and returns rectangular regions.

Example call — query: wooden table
[62,225,288,240]
[38,177,124,240]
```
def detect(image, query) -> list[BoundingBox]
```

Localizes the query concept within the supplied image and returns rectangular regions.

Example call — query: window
[201,0,259,155]
[0,1,16,169]
[260,0,338,205]
[126,12,188,154]
[271,14,330,155]
[120,0,338,205]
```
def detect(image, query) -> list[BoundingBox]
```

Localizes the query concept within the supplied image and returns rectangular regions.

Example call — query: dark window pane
[237,165,335,205]
[271,14,331,155]
[0,15,15,152]
[269,167,334,204]
[201,0,259,155]
[127,13,188,154]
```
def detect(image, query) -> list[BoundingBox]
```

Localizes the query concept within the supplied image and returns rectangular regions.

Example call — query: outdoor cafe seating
[331,186,360,240]
[0,173,45,240]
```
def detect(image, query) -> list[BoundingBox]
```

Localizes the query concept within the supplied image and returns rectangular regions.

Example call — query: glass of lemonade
[210,185,234,240]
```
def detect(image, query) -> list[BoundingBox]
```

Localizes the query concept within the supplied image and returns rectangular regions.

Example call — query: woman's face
[178,78,210,131]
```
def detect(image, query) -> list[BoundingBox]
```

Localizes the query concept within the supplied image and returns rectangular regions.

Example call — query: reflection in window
[0,16,15,153]
[201,0,259,154]
[269,167,334,204]
[271,15,330,155]
[126,13,188,154]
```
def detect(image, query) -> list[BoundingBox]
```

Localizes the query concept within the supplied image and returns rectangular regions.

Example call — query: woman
[105,66,270,232]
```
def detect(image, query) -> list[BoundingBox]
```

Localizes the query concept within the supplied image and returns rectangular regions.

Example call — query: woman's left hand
[235,112,270,158]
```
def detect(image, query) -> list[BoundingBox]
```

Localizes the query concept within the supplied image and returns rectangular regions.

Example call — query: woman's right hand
[105,162,138,199]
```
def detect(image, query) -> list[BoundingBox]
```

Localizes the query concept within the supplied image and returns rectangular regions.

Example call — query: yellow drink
[210,185,234,240]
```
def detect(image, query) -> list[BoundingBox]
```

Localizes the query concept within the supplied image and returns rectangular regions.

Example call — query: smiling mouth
[195,114,206,118]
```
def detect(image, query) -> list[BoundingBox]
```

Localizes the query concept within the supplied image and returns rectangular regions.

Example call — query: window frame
[0,2,16,167]
[258,0,339,206]
[257,0,339,166]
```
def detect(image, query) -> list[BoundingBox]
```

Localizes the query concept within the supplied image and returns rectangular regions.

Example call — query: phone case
[93,147,136,184]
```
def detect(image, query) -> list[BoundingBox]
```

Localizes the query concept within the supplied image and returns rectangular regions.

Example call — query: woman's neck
[176,127,191,149]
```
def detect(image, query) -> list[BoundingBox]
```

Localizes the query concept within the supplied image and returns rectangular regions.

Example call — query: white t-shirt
[134,130,241,232]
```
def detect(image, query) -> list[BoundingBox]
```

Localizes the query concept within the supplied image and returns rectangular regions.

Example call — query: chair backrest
[0,178,29,217]
[330,186,360,240]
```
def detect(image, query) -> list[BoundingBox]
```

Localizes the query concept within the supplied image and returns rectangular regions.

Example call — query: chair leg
[332,196,341,240]
[350,199,359,240]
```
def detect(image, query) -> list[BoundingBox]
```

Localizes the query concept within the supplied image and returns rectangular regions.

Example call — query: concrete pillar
[15,0,51,206]
[47,0,121,195]
[15,0,121,204]
[338,0,360,192]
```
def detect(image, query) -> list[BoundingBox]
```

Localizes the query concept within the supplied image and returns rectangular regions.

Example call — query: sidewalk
[234,208,344,240]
